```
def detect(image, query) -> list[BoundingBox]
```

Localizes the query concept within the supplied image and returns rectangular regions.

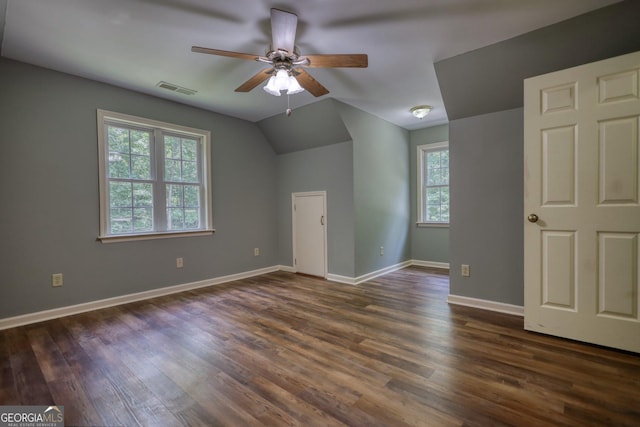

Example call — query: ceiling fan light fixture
[263,76,281,96]
[274,69,290,91]
[411,105,432,119]
[286,75,304,94]
[263,69,305,96]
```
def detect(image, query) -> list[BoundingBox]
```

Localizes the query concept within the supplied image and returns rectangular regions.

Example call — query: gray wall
[276,102,413,279]
[276,141,355,276]
[336,103,411,277]
[409,124,450,264]
[0,58,278,318]
[449,108,523,305]
[0,58,415,321]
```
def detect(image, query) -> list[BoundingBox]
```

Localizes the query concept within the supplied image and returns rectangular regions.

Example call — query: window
[418,141,449,225]
[97,110,213,242]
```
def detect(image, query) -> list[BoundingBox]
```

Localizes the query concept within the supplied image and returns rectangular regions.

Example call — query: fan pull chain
[286,94,292,117]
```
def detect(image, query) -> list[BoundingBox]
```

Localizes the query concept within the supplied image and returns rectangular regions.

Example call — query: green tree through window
[418,142,449,224]
[107,126,154,234]
[98,110,212,241]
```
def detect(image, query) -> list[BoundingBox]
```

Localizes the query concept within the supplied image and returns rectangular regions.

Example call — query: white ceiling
[0,0,621,130]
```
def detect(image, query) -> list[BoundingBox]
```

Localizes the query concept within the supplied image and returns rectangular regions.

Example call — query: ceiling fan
[191,8,368,97]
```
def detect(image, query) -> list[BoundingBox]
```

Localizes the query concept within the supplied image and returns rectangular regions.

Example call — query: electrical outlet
[52,273,63,287]
[380,246,384,256]
[461,264,470,277]
[176,257,184,268]
[254,248,260,256]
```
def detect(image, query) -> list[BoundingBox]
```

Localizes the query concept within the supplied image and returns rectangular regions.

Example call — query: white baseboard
[410,260,450,270]
[327,260,412,285]
[327,259,448,285]
[2,261,518,330]
[0,265,281,330]
[325,273,357,285]
[278,265,296,273]
[447,294,524,317]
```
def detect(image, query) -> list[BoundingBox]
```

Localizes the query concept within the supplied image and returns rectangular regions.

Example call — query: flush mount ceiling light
[410,105,432,119]
[263,69,305,96]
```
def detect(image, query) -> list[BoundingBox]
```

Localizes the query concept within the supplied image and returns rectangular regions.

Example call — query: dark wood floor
[1,266,639,426]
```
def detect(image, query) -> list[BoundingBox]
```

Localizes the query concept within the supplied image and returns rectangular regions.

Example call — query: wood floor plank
[26,325,102,425]
[5,327,54,405]
[1,266,639,426]
[0,331,19,405]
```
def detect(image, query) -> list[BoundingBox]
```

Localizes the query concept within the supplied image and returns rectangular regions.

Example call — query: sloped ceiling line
[434,0,640,121]
[257,99,352,154]
[0,0,7,56]
[1,0,622,130]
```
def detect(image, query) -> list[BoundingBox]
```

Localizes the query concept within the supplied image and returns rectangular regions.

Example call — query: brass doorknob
[527,213,539,223]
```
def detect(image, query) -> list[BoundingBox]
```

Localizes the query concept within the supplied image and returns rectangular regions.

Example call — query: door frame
[292,191,328,278]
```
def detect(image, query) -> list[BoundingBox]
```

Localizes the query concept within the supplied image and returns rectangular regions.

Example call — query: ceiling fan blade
[270,8,297,54]
[294,69,329,97]
[302,54,368,68]
[235,68,274,92]
[191,46,258,61]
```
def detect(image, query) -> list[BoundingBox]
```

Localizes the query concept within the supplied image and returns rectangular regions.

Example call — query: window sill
[98,229,215,243]
[417,222,449,228]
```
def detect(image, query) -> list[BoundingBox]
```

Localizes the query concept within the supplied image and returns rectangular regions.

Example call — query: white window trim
[417,141,450,227]
[97,109,214,242]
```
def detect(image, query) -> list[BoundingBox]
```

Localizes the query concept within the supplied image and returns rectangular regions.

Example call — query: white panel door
[292,192,327,278]
[524,51,640,353]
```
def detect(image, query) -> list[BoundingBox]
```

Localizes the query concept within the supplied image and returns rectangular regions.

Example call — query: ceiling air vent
[156,81,197,96]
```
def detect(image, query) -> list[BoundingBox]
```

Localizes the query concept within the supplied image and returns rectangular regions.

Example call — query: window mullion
[196,138,205,227]
[101,124,111,235]
[154,130,167,231]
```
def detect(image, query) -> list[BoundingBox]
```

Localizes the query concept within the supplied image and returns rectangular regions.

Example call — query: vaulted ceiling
[0,0,622,130]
